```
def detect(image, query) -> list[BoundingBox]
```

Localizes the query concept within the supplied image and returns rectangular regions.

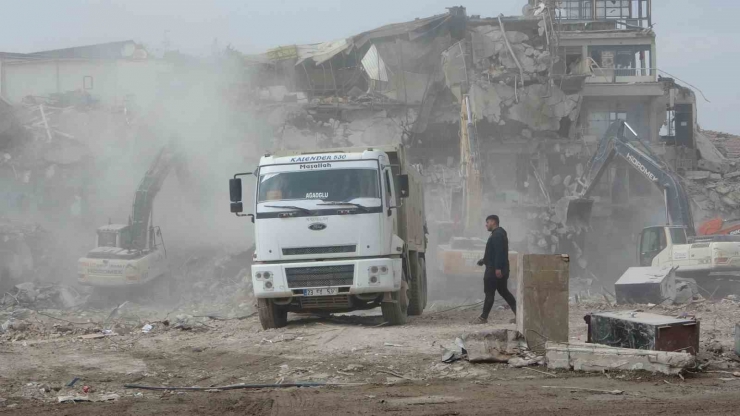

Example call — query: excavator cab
[95,224,130,248]
[637,226,688,267]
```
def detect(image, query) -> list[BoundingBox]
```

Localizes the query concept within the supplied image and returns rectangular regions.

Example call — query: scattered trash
[141,324,153,333]
[66,377,80,387]
[384,342,405,347]
[82,385,90,394]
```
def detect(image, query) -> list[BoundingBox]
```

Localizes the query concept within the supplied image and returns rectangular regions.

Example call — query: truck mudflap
[251,258,403,299]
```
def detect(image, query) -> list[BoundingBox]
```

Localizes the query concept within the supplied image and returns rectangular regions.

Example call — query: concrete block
[724,171,740,180]
[698,158,724,174]
[614,266,676,305]
[516,254,570,353]
[545,341,694,375]
[685,170,711,181]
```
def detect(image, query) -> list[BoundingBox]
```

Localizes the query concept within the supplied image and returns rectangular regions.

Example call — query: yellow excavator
[77,140,188,295]
[436,94,486,278]
[436,95,519,287]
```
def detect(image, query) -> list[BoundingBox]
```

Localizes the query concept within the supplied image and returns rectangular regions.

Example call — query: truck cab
[230,146,427,329]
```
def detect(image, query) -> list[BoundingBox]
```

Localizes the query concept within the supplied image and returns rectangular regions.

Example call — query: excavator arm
[565,120,695,235]
[460,94,482,235]
[127,140,186,251]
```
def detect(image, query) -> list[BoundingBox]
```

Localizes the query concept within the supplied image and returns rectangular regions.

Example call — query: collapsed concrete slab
[614,266,676,305]
[546,342,695,375]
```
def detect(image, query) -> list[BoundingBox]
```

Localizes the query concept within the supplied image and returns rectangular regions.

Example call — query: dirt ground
[2,288,740,415]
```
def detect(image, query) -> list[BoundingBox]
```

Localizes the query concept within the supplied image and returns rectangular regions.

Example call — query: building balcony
[586,67,657,84]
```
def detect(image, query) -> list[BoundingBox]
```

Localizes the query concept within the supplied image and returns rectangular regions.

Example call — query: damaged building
[232,2,714,279]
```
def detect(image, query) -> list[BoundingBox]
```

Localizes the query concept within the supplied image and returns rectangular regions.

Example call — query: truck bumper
[251,258,402,299]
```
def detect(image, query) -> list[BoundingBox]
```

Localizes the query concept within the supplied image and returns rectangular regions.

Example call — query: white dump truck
[229,145,427,329]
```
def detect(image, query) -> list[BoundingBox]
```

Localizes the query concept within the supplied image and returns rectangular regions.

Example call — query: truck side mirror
[230,178,242,202]
[231,201,244,214]
[399,174,409,198]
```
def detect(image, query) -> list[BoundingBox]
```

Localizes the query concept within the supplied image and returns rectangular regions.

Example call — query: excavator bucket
[554,197,595,228]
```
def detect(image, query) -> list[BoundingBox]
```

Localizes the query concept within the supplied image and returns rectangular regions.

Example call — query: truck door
[383,167,398,242]
[638,226,666,266]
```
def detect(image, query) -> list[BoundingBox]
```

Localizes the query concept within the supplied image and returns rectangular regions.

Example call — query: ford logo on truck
[309,223,327,231]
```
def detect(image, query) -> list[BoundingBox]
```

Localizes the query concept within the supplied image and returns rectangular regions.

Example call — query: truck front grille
[285,265,354,288]
[299,295,351,309]
[282,245,356,256]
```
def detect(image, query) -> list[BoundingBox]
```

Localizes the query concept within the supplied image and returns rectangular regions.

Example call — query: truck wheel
[381,280,408,325]
[408,257,425,316]
[258,298,288,329]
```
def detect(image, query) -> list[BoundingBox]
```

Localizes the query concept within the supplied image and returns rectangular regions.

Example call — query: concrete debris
[546,341,695,375]
[685,171,711,181]
[1,282,84,310]
[460,329,526,363]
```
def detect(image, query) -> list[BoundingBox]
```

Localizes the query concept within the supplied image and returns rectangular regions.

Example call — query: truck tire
[381,280,408,325]
[258,298,288,329]
[408,257,425,316]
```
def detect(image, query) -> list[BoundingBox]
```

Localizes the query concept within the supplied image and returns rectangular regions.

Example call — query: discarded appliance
[545,341,694,375]
[614,266,676,305]
[516,254,570,353]
[585,311,699,355]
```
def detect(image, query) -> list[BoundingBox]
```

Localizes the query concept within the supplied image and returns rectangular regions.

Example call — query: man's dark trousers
[480,268,516,319]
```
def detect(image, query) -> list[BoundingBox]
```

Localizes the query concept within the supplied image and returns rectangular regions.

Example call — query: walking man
[474,215,516,323]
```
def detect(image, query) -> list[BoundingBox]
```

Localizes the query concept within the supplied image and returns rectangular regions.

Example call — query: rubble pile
[678,130,740,217]
[0,219,56,291]
[683,165,740,216]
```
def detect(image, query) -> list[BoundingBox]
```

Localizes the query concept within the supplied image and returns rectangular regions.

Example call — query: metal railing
[587,66,657,83]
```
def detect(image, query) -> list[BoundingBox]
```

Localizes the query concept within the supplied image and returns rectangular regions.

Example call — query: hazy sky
[1,0,738,133]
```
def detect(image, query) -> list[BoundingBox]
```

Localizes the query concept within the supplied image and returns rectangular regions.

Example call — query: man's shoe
[472,316,487,324]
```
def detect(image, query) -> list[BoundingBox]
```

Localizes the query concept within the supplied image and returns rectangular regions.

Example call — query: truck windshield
[258,169,379,202]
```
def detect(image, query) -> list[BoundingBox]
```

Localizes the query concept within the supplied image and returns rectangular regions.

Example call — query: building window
[557,1,593,20]
[596,0,631,20]
[587,111,626,139]
[83,76,94,90]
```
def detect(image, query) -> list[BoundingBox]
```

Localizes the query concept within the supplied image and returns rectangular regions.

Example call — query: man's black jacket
[482,227,509,274]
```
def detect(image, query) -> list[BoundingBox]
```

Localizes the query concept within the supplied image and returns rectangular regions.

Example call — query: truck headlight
[264,281,273,290]
[255,272,262,279]
[263,271,272,279]
[370,266,379,274]
[379,266,388,274]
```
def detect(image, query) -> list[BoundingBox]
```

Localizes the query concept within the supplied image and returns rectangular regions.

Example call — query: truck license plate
[303,287,338,296]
